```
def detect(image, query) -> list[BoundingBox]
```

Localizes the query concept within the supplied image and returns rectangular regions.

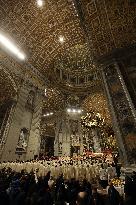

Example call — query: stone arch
[0,65,18,134]
[0,65,18,92]
[0,65,18,104]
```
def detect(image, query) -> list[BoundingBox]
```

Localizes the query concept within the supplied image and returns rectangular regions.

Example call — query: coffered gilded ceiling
[0,68,17,104]
[0,0,86,76]
[50,43,101,90]
[0,0,136,124]
[0,0,135,78]
[79,0,136,58]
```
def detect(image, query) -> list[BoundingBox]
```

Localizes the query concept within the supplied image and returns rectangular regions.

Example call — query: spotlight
[45,88,47,96]
[77,110,81,113]
[37,0,43,7]
[67,108,71,113]
[73,109,76,113]
[59,36,64,43]
[0,33,26,60]
[44,112,53,117]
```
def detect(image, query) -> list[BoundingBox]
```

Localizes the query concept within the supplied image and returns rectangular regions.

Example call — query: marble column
[79,120,84,155]
[0,99,16,160]
[54,114,71,157]
[26,90,43,160]
[54,112,83,157]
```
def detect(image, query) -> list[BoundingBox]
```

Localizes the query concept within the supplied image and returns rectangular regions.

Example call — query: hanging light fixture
[59,36,65,43]
[37,0,44,7]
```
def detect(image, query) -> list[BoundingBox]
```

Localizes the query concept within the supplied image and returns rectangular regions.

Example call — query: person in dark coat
[0,184,10,205]
[37,186,53,205]
[92,188,104,205]
[124,174,136,205]
[76,192,91,205]
[55,182,66,205]
[108,181,120,205]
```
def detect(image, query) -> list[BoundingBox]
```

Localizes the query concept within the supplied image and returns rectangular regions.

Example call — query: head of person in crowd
[76,192,89,205]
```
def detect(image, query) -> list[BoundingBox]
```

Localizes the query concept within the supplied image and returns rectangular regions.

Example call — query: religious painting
[16,128,29,153]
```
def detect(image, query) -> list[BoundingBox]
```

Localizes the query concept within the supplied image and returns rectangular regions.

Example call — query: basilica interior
[0,0,136,167]
[1,1,136,205]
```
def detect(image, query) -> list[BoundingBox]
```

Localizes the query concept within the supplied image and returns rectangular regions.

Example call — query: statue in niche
[26,90,35,109]
[16,128,28,152]
[59,142,62,154]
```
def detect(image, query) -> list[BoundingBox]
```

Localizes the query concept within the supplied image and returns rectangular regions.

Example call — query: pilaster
[26,91,43,160]
[101,56,136,165]
[1,82,43,161]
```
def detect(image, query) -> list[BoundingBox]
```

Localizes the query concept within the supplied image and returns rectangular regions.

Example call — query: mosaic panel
[104,63,136,162]
[82,91,112,125]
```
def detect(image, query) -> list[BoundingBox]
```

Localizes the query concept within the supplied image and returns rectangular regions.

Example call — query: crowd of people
[0,156,118,181]
[0,157,136,205]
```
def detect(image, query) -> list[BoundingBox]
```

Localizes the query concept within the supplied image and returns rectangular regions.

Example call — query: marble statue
[17,129,28,151]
